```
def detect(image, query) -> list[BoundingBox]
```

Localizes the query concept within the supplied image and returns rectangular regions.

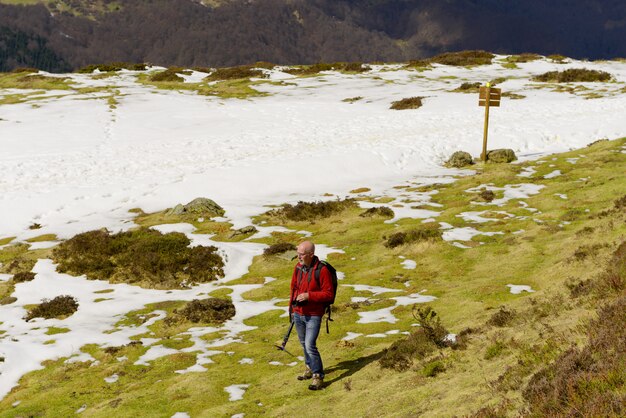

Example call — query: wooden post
[481,83,491,162]
[478,83,501,162]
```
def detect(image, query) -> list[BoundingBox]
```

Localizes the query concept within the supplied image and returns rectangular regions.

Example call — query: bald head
[296,241,315,266]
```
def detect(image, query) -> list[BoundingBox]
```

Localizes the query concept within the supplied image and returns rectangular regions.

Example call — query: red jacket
[289,256,334,317]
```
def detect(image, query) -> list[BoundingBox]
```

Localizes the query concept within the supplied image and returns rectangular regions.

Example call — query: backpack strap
[313,262,333,334]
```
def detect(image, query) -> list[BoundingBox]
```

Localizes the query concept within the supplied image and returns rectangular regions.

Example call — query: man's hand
[296,292,309,302]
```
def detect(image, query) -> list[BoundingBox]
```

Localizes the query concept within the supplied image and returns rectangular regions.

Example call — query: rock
[487,149,517,163]
[445,151,474,168]
[166,198,225,217]
[230,226,258,238]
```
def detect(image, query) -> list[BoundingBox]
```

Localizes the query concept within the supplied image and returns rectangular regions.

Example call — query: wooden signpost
[478,83,501,162]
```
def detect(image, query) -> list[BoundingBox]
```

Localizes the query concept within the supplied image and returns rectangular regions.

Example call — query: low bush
[11,67,39,73]
[359,206,394,218]
[149,69,186,82]
[478,189,495,202]
[24,295,79,321]
[385,228,442,248]
[547,54,567,63]
[269,199,357,221]
[505,53,541,63]
[51,228,224,288]
[422,359,446,377]
[566,277,594,298]
[379,328,436,371]
[487,306,516,327]
[283,62,369,76]
[596,241,625,294]
[379,306,450,371]
[413,306,450,348]
[533,68,612,83]
[523,296,626,417]
[484,340,506,359]
[456,82,481,91]
[12,271,36,283]
[571,243,607,261]
[263,242,296,256]
[205,66,267,81]
[76,62,147,73]
[390,97,423,110]
[176,298,235,323]
[430,50,494,66]
[104,341,143,355]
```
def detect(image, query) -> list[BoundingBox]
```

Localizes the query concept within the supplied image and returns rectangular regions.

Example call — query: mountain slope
[1,0,626,71]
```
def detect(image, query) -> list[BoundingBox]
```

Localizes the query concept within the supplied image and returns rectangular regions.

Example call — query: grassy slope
[0,139,624,417]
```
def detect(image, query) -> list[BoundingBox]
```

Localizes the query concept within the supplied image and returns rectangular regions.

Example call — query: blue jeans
[293,313,324,377]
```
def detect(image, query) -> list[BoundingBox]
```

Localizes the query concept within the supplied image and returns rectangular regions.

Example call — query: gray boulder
[487,149,517,163]
[445,151,474,168]
[230,225,258,238]
[166,198,225,217]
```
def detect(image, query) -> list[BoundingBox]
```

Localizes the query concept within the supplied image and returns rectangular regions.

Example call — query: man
[289,240,334,390]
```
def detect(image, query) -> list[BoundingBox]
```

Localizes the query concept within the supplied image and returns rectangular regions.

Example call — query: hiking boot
[308,374,323,390]
[297,366,313,381]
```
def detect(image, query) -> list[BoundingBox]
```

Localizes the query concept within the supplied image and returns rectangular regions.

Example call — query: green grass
[0,73,73,90]
[0,138,624,416]
[137,73,271,99]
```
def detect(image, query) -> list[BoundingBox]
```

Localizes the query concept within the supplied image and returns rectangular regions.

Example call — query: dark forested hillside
[1,0,625,72]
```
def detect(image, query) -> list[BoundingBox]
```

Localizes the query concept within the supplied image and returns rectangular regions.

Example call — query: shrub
[484,340,506,359]
[11,67,39,73]
[571,243,606,261]
[342,62,371,73]
[51,228,224,288]
[269,199,357,221]
[77,62,147,73]
[176,298,235,323]
[149,69,185,82]
[12,271,36,283]
[533,68,612,83]
[379,328,436,371]
[390,97,423,110]
[422,359,446,377]
[566,277,594,298]
[597,241,625,294]
[456,82,481,91]
[263,242,296,256]
[359,207,394,218]
[412,306,450,348]
[430,50,494,66]
[505,53,541,63]
[547,54,568,63]
[523,296,626,417]
[487,306,516,327]
[385,228,442,248]
[614,195,626,211]
[283,62,369,76]
[379,306,450,371]
[24,295,79,321]
[478,189,495,202]
[205,66,267,81]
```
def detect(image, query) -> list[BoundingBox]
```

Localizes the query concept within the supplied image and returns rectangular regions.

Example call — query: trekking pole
[275,320,294,351]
